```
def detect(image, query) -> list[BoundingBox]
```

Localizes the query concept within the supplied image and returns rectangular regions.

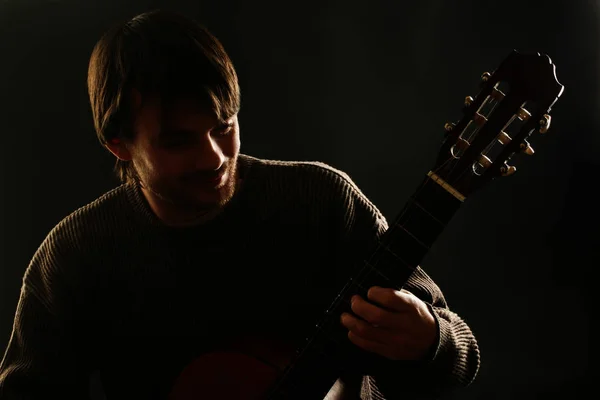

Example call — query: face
[111,94,241,225]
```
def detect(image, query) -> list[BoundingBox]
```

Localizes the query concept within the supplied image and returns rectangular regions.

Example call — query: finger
[340,312,396,345]
[367,286,416,313]
[350,295,399,329]
[347,331,398,360]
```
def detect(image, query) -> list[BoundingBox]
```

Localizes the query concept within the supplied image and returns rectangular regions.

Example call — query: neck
[142,187,221,227]
[140,177,244,228]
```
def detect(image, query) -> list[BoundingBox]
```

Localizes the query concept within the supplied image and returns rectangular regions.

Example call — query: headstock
[430,50,564,200]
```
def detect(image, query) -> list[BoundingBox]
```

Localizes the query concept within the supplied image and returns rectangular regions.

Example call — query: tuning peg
[465,96,474,106]
[497,131,511,145]
[517,107,532,121]
[520,141,535,155]
[539,114,551,133]
[500,163,517,176]
[444,122,456,132]
[481,72,492,82]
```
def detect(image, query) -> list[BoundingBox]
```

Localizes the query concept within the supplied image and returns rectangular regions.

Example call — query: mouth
[208,171,226,185]
[193,170,227,187]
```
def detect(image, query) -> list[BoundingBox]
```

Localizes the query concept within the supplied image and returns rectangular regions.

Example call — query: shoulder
[36,184,129,255]
[241,154,385,221]
[242,153,363,194]
[23,185,130,289]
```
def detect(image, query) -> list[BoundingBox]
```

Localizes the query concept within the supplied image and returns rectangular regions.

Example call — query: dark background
[0,0,597,398]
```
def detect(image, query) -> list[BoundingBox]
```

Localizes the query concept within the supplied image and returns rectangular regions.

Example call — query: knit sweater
[0,154,479,400]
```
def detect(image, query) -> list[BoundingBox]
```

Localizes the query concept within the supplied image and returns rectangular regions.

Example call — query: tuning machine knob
[539,114,551,133]
[520,140,535,155]
[500,163,517,176]
[464,96,474,107]
[481,72,492,82]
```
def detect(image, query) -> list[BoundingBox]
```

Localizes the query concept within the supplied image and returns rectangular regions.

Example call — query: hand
[340,286,437,361]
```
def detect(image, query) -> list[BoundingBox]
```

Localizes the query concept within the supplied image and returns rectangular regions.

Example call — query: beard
[137,155,240,221]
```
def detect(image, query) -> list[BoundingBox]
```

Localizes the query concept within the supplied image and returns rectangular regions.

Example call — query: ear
[105,89,142,161]
[105,141,132,161]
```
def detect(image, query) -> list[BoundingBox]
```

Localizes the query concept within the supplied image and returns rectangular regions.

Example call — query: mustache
[182,165,228,181]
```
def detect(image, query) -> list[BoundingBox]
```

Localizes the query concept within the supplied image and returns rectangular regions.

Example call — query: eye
[160,131,193,148]
[214,123,234,137]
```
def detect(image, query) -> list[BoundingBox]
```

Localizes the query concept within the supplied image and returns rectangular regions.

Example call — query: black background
[1,0,597,398]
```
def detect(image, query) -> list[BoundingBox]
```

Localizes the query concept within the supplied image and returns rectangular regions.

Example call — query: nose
[196,134,225,171]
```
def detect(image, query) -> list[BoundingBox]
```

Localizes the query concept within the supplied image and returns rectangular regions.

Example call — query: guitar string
[349,154,463,300]
[268,157,463,396]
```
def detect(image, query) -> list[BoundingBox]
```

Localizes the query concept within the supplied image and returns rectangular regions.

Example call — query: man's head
[87,10,241,223]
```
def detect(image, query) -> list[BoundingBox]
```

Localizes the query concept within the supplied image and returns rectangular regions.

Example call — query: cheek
[228,131,241,155]
[138,150,184,178]
[158,155,190,176]
[211,133,240,158]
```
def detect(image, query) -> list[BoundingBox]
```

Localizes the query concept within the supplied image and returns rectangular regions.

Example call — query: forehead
[134,94,220,130]
[162,99,217,123]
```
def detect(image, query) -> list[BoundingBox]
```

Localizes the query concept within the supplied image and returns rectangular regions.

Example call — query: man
[0,9,479,400]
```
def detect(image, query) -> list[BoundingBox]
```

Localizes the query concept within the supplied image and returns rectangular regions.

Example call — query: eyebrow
[158,121,233,138]
[158,128,194,138]
[214,121,234,129]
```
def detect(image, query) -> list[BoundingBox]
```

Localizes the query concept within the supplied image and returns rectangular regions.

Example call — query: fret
[340,257,404,296]
[408,175,463,224]
[378,220,430,268]
[393,203,445,248]
[373,175,463,283]
[368,249,416,288]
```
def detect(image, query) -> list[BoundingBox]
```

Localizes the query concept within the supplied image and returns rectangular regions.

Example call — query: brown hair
[87,9,241,183]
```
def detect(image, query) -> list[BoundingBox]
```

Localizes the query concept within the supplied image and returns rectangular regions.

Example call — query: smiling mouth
[193,170,227,187]
[209,171,225,184]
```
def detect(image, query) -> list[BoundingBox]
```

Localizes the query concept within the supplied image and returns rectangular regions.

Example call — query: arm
[0,231,92,399]
[330,171,480,398]
[360,266,480,399]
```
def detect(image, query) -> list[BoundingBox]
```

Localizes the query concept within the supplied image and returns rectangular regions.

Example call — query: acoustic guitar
[168,50,565,399]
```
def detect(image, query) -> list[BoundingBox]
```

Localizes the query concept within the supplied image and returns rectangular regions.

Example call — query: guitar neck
[365,170,464,290]
[268,172,465,399]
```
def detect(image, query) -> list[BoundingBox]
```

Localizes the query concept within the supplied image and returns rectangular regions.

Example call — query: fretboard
[267,173,465,399]
[361,172,463,290]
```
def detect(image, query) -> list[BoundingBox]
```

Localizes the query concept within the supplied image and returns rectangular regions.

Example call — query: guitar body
[169,50,564,400]
[169,336,347,400]
[169,349,280,400]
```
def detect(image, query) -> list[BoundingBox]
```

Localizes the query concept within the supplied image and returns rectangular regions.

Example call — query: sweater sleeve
[0,227,92,400]
[329,169,480,399]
